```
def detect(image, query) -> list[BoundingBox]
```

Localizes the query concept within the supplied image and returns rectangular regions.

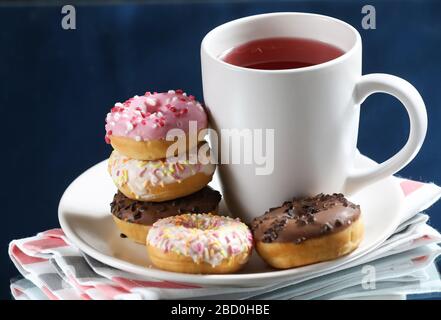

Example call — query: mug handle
[344,73,427,194]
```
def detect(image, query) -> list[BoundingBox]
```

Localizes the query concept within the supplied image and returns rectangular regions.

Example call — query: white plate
[58,153,404,287]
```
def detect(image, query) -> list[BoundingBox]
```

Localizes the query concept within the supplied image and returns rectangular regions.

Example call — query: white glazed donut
[108,149,215,202]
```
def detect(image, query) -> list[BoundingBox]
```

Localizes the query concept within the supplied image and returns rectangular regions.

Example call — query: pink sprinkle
[168,105,177,112]
[152,168,160,180]
[139,168,147,177]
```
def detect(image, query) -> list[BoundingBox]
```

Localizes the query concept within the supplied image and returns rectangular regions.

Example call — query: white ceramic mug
[201,12,427,222]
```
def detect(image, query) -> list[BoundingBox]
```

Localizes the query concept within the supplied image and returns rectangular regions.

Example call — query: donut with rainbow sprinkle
[146,213,253,274]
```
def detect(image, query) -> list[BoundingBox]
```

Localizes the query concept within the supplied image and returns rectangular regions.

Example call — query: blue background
[1,0,440,299]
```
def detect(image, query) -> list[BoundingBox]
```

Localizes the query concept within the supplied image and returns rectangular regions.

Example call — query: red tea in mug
[221,37,345,70]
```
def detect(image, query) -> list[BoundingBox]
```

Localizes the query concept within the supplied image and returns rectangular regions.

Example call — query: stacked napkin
[9,178,441,300]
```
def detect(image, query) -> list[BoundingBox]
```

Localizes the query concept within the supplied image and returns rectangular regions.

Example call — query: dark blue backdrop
[1,0,440,299]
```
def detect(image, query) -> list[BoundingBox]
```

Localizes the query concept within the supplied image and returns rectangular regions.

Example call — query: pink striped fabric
[400,180,424,196]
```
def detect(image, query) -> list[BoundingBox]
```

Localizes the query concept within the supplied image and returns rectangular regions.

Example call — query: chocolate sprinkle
[321,223,332,233]
[134,212,142,220]
[306,214,316,223]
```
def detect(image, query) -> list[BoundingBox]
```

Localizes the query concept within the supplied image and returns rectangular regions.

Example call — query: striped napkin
[8,179,441,300]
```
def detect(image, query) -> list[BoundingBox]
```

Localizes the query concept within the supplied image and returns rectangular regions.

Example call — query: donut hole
[146,104,160,114]
[129,97,161,114]
[174,214,224,231]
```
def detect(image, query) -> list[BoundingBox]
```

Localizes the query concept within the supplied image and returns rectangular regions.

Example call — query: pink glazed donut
[105,90,208,160]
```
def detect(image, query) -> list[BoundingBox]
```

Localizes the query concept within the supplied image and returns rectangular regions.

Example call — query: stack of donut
[105,90,221,244]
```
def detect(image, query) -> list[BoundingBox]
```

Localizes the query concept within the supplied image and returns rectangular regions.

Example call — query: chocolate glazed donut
[111,186,222,244]
[251,193,364,269]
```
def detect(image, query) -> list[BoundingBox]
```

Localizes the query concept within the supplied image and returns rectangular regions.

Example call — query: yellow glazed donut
[108,149,215,202]
[146,214,253,274]
[105,90,207,161]
[251,193,363,269]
